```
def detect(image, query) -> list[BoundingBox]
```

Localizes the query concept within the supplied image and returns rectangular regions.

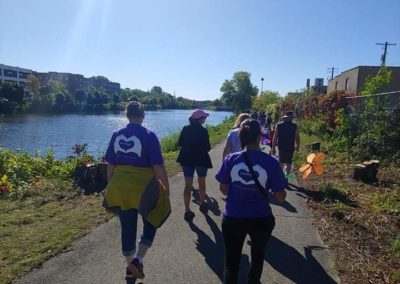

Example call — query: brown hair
[125,101,144,119]
[239,119,261,148]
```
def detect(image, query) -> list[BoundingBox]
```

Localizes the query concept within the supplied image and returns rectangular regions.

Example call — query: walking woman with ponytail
[215,118,287,284]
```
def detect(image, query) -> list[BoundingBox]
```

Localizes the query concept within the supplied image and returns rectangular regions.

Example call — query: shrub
[161,132,180,153]
[351,105,400,162]
[0,149,75,200]
[299,116,326,137]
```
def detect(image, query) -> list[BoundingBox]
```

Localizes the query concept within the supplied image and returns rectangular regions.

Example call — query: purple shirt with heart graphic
[105,123,163,167]
[215,149,286,218]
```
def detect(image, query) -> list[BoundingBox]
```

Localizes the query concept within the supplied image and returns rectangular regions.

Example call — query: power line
[376,42,396,66]
[327,67,338,80]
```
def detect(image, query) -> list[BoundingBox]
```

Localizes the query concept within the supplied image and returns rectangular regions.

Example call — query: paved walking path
[15,141,340,284]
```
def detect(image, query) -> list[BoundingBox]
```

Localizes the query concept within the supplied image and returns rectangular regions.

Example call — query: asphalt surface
[15,142,340,284]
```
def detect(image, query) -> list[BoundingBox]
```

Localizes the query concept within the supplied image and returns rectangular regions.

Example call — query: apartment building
[0,63,121,95]
[34,71,121,95]
[0,64,32,86]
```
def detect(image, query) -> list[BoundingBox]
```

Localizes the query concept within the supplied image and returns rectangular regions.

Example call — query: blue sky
[1,0,399,100]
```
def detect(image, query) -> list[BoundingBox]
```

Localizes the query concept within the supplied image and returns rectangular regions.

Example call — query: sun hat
[189,109,209,120]
[281,111,295,119]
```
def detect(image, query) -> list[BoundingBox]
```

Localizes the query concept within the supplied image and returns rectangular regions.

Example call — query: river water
[0,110,232,159]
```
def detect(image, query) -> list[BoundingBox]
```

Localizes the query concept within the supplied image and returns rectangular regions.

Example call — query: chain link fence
[344,91,400,116]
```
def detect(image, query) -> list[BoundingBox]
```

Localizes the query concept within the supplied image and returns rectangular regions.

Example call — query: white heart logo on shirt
[114,134,142,157]
[231,162,268,187]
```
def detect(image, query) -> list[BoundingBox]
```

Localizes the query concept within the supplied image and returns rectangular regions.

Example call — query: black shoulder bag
[242,150,269,202]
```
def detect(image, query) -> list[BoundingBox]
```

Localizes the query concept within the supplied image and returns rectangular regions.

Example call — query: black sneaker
[184,211,195,221]
[199,203,208,212]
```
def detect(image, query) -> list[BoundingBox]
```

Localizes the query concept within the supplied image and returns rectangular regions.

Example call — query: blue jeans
[118,208,157,256]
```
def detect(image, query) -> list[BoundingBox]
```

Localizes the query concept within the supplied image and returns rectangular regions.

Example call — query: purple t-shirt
[105,123,163,167]
[215,149,286,218]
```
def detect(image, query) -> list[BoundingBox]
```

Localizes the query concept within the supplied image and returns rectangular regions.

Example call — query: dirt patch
[295,162,400,284]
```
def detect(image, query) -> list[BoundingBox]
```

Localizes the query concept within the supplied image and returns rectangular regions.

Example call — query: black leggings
[222,215,275,284]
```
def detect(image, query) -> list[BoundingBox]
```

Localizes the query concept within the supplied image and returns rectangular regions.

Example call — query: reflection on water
[0,110,232,159]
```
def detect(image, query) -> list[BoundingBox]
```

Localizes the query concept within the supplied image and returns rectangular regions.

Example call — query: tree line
[0,76,225,115]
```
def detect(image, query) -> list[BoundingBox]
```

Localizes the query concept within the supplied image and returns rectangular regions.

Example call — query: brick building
[34,71,121,95]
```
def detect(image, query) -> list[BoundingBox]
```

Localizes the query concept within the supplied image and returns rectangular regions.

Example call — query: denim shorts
[181,166,208,178]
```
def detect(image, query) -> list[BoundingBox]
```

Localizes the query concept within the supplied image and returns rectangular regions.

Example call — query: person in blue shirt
[222,113,250,159]
[215,118,287,284]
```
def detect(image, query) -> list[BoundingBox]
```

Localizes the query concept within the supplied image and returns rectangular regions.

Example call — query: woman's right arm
[274,190,286,203]
[153,164,170,196]
[107,164,116,182]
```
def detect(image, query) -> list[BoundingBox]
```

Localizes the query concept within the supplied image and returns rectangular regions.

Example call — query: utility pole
[261,77,264,94]
[376,42,396,66]
[327,67,338,80]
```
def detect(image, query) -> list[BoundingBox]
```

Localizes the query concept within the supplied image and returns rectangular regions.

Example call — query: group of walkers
[102,101,300,284]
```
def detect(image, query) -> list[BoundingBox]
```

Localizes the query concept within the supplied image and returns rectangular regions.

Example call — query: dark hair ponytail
[239,119,261,148]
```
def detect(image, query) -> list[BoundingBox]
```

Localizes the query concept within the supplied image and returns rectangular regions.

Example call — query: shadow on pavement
[188,213,225,281]
[268,192,297,213]
[188,212,253,283]
[265,236,337,284]
[192,187,221,216]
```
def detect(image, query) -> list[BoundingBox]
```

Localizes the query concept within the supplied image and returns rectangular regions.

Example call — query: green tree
[27,75,40,102]
[150,86,163,95]
[252,90,281,111]
[220,71,258,113]
[360,66,392,96]
[0,82,24,105]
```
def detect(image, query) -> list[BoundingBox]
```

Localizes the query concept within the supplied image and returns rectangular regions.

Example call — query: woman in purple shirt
[104,101,170,282]
[215,119,287,284]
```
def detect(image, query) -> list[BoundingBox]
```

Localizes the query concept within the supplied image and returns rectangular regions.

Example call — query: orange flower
[299,152,326,179]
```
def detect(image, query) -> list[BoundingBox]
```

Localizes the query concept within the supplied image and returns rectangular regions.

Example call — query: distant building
[34,71,121,95]
[327,66,400,94]
[0,63,121,95]
[310,78,327,96]
[0,64,32,86]
[287,92,303,96]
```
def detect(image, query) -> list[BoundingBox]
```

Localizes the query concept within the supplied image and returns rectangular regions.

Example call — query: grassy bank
[293,133,400,283]
[0,116,233,284]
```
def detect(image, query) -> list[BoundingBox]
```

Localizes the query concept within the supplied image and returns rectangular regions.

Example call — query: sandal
[127,258,145,279]
[184,211,195,221]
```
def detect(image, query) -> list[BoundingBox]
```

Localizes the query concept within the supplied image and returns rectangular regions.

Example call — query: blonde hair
[233,113,250,129]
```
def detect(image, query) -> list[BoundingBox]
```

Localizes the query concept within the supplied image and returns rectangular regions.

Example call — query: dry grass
[296,158,400,284]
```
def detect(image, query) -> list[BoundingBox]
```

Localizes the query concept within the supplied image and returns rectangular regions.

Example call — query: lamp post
[261,77,264,94]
